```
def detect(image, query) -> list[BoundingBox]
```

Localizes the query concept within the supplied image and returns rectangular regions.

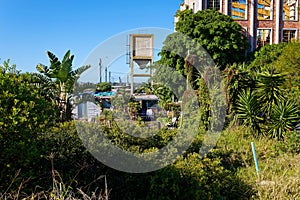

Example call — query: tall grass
[218,126,300,200]
[0,156,109,200]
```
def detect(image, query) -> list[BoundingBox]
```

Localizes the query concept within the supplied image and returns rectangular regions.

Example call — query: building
[72,101,100,122]
[133,94,159,121]
[176,0,300,51]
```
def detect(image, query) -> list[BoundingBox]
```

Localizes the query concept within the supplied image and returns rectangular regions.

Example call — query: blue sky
[0,0,181,74]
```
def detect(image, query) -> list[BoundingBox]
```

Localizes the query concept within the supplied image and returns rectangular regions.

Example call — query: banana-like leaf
[47,51,61,72]
[72,65,91,77]
[59,53,74,82]
[36,63,48,74]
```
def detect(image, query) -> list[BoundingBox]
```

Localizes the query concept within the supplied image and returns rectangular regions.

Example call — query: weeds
[0,154,109,200]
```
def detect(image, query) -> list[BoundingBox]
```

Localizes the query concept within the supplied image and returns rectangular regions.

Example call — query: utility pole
[99,58,102,83]
[105,67,108,82]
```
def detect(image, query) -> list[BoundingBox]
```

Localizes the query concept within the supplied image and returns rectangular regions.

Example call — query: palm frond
[59,53,74,82]
[47,51,61,71]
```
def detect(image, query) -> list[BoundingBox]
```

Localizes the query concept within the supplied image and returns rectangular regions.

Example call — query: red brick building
[176,0,300,51]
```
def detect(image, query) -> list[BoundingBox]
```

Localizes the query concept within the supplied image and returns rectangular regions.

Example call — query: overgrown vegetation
[1,9,299,199]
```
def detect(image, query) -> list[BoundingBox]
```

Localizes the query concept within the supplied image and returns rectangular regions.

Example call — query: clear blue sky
[0,0,181,73]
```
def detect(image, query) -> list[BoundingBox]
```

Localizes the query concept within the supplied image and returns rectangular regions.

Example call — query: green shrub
[275,130,300,154]
[38,122,108,190]
[0,70,59,192]
[148,153,254,200]
[96,82,112,92]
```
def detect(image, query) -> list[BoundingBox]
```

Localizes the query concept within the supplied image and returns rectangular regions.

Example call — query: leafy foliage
[175,9,249,70]
[274,42,300,106]
[197,77,211,131]
[223,63,255,117]
[249,42,286,71]
[36,50,90,121]
[0,63,59,192]
[268,100,299,139]
[148,153,253,200]
[96,82,112,92]
[236,90,263,133]
[256,67,285,114]
[2,34,300,200]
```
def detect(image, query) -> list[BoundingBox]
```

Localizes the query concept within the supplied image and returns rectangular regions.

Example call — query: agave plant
[236,90,263,134]
[268,100,299,139]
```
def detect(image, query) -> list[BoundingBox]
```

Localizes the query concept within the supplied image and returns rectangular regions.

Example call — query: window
[283,29,297,42]
[257,29,271,48]
[283,0,298,21]
[207,0,220,11]
[257,0,273,20]
[231,0,247,20]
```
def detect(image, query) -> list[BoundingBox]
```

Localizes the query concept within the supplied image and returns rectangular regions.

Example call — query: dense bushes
[0,69,59,192]
[148,153,253,200]
[1,117,256,199]
[1,42,300,199]
[96,82,112,92]
[1,102,298,199]
[1,121,109,197]
[227,43,300,138]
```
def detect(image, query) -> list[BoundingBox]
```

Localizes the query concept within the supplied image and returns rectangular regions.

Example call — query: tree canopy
[248,42,287,71]
[96,82,112,92]
[173,9,249,70]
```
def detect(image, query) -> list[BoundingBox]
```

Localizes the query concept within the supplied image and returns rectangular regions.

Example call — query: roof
[94,91,116,99]
[94,91,116,97]
[133,94,159,101]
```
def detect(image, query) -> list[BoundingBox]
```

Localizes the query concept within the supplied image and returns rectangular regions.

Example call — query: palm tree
[36,50,90,121]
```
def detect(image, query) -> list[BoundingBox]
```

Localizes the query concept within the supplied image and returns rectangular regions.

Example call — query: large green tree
[173,9,249,70]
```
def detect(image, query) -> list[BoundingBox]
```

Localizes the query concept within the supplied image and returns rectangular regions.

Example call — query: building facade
[176,0,300,51]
